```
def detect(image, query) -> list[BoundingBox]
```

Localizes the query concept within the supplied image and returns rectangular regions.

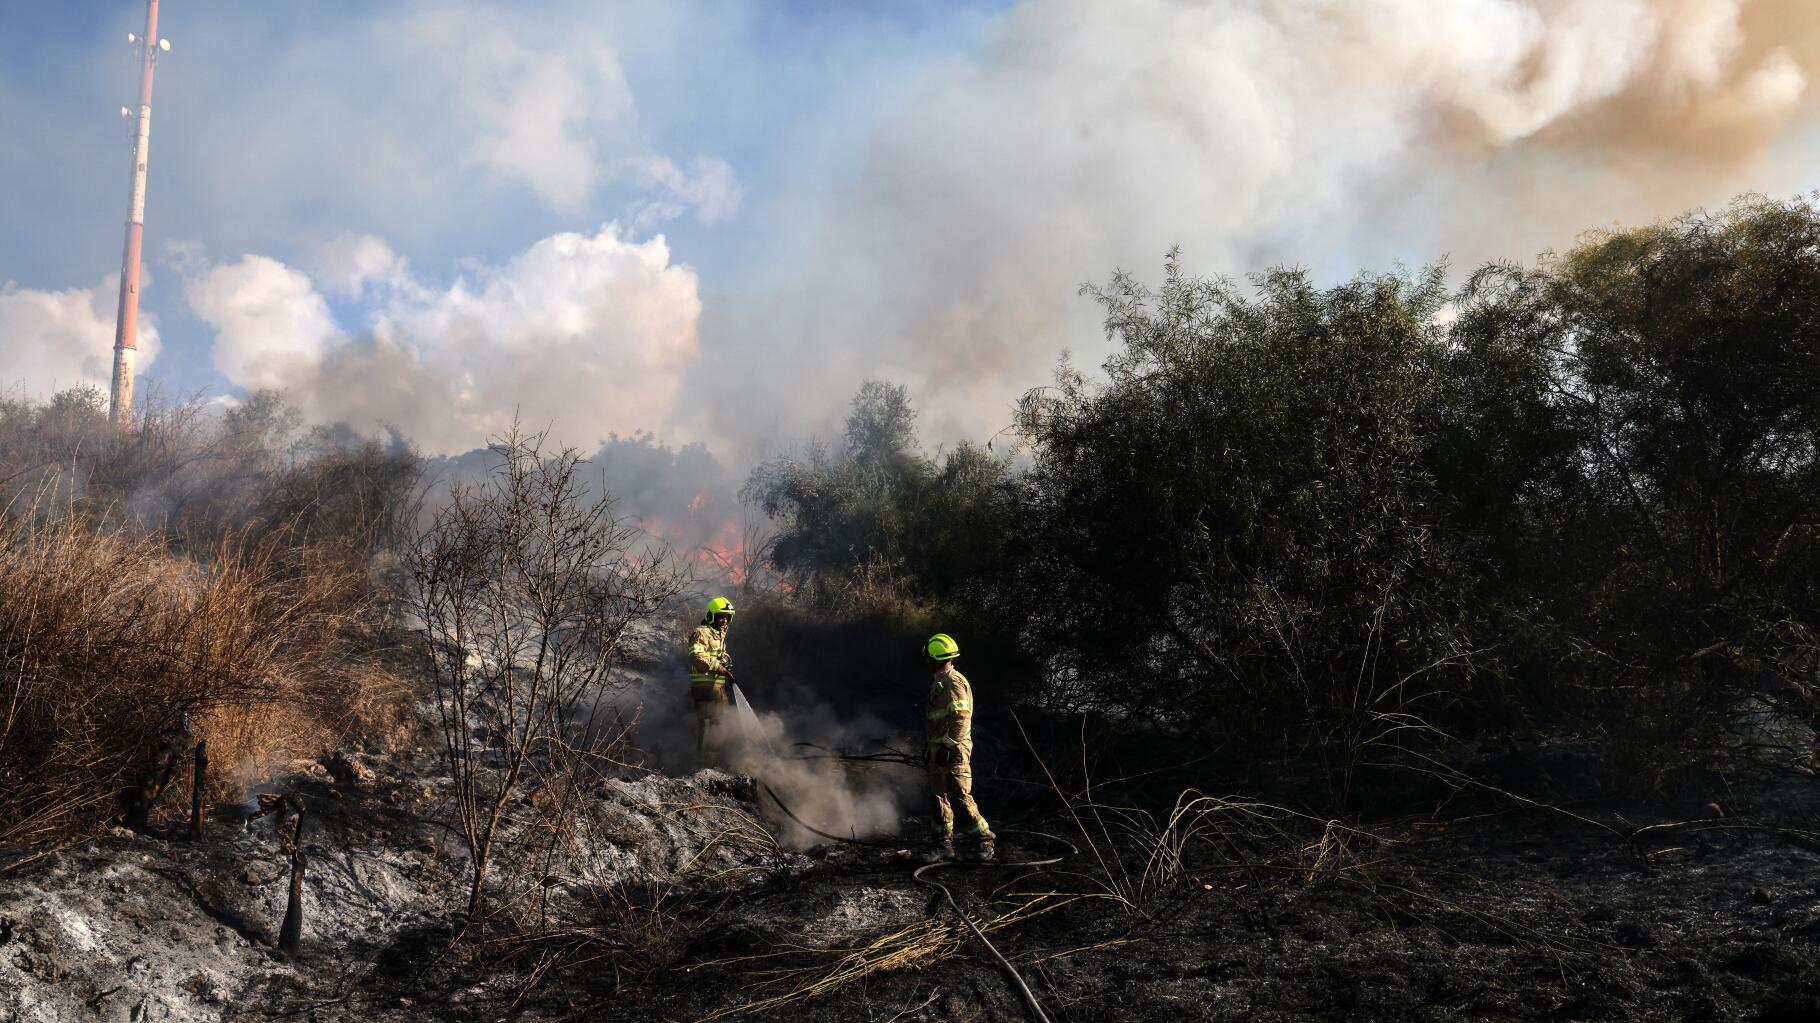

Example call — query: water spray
[728,682,780,759]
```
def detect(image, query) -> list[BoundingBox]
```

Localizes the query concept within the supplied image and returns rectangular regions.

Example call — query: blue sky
[3,1,1817,454]
[0,1,1006,407]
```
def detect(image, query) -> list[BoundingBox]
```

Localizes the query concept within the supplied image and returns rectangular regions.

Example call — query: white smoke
[629,156,746,228]
[306,234,414,299]
[409,6,635,211]
[183,225,701,454]
[688,0,1820,446]
[731,708,919,850]
[28,0,1811,454]
[0,276,161,398]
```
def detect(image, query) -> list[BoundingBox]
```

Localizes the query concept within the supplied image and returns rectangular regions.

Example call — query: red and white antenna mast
[109,0,170,425]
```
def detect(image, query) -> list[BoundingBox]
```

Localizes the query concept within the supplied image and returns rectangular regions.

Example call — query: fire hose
[758,781,1074,1023]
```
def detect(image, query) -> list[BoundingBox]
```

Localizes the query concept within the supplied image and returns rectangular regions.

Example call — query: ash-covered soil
[0,745,806,1023]
[477,804,1820,1023]
[9,745,1817,1022]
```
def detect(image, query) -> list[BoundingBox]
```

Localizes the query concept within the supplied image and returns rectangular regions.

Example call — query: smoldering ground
[726,708,920,849]
[600,610,924,851]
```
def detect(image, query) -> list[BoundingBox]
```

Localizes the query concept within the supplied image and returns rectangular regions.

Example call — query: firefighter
[688,596,736,760]
[924,633,994,861]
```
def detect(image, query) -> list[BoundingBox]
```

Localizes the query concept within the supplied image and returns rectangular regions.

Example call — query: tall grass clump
[0,388,422,849]
[0,503,380,846]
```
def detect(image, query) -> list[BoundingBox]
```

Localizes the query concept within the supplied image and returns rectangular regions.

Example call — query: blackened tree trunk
[279,803,306,953]
[124,716,190,832]
[188,740,208,841]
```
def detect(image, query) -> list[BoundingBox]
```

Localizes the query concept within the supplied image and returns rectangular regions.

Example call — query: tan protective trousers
[692,684,730,756]
[927,749,988,837]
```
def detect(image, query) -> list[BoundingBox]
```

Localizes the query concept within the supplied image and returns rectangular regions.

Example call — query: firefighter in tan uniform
[924,633,995,861]
[688,597,736,760]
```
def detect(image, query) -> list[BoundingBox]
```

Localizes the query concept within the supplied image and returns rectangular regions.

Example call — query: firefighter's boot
[923,836,955,864]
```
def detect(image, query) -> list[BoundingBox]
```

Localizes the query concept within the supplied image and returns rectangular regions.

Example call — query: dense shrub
[740,382,1033,698]
[747,198,1820,799]
[1447,197,1820,785]
[1008,258,1477,803]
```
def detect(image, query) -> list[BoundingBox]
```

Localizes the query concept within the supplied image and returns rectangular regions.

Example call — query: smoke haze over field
[694,0,1820,444]
[1,1,1818,452]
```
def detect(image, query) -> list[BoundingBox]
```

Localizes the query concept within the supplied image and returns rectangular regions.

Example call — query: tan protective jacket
[688,624,729,687]
[925,663,973,752]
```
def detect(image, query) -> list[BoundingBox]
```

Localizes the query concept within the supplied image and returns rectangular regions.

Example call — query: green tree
[1014,255,1479,776]
[1452,196,1820,781]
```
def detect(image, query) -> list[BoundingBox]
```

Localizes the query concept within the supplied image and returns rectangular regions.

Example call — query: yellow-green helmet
[926,633,960,661]
[704,596,736,624]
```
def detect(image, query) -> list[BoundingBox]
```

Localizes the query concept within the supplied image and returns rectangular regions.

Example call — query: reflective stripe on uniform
[928,736,958,748]
[925,700,969,720]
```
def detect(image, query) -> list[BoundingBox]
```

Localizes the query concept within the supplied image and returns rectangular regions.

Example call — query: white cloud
[183,226,702,454]
[305,235,412,299]
[0,277,161,398]
[186,256,339,392]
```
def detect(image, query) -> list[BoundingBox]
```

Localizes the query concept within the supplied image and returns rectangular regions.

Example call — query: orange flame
[693,518,747,584]
[644,498,751,586]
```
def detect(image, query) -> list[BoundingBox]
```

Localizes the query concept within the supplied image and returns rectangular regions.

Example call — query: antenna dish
[120,106,131,117]
[158,39,170,52]
[127,33,137,43]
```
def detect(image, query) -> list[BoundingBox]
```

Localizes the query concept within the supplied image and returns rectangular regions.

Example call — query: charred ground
[7,724,1818,1022]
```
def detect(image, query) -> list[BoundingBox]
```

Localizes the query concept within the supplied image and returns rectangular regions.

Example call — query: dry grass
[696,892,1077,1021]
[473,882,699,1001]
[0,499,398,847]
[0,388,421,852]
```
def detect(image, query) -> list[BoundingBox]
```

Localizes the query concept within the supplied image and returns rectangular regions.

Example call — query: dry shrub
[409,425,687,917]
[180,665,411,803]
[478,881,698,999]
[0,501,381,846]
